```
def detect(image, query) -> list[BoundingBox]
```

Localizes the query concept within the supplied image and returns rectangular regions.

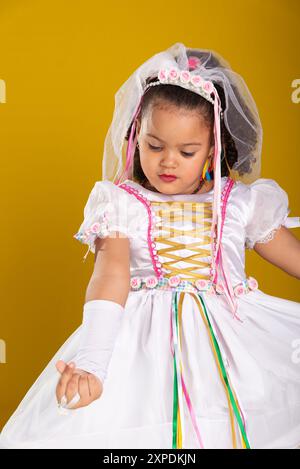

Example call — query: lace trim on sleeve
[245,211,290,250]
[245,224,282,250]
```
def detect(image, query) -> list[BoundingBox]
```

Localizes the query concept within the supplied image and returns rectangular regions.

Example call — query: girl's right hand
[55,360,103,410]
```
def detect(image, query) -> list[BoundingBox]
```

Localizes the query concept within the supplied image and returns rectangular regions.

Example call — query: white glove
[73,299,124,385]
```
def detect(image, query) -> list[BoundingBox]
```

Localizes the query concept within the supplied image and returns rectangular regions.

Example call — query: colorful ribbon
[170,290,251,449]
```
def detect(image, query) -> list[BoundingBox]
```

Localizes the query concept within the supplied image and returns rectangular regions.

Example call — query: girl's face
[136,103,215,195]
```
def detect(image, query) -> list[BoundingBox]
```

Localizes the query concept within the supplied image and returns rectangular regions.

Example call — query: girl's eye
[148,143,162,151]
[148,143,195,157]
[181,151,195,157]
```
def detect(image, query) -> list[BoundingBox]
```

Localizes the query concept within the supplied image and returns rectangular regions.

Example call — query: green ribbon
[197,293,251,448]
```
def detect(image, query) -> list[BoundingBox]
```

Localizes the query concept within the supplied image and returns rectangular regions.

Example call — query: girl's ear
[135,118,141,139]
[208,146,214,170]
[209,132,214,157]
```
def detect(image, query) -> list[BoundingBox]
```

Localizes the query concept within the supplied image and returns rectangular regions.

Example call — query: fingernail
[68,362,75,368]
[66,392,80,409]
[60,395,67,407]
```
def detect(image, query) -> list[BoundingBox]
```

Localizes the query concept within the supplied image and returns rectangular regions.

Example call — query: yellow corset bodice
[150,200,214,282]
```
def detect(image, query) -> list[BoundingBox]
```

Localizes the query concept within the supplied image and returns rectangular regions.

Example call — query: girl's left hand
[55,360,103,410]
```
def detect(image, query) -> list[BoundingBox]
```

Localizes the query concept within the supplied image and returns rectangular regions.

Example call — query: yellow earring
[202,159,210,179]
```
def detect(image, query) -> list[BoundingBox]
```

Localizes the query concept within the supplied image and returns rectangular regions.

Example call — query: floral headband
[143,64,224,117]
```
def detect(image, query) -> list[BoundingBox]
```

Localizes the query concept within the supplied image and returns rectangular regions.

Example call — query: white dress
[1,176,300,449]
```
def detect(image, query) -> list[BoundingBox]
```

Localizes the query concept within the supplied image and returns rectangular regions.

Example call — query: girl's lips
[159,175,177,182]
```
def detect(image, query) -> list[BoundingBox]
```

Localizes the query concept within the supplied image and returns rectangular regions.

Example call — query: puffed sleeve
[73,181,132,260]
[244,178,292,250]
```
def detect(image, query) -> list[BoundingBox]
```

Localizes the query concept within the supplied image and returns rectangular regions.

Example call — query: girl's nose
[160,151,178,166]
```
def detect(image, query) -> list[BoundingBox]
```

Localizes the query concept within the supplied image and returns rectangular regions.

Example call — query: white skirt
[1,288,300,449]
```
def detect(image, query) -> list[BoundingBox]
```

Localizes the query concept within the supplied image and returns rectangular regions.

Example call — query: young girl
[1,42,300,449]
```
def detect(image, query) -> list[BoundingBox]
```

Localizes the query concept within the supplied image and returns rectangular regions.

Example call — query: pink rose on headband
[158,68,168,82]
[180,70,191,84]
[191,74,204,88]
[169,68,179,81]
[203,80,214,94]
[188,56,201,70]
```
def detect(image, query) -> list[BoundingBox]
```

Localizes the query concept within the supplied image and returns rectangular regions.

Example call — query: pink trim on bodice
[119,177,235,283]
[118,182,163,278]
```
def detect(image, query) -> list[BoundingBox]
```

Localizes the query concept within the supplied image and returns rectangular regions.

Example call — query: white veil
[100,42,263,319]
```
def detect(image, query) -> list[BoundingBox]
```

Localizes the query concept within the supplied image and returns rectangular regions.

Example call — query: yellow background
[0,0,299,430]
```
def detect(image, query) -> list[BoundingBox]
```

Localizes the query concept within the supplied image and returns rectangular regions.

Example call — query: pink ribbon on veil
[115,101,142,185]
[210,88,241,321]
